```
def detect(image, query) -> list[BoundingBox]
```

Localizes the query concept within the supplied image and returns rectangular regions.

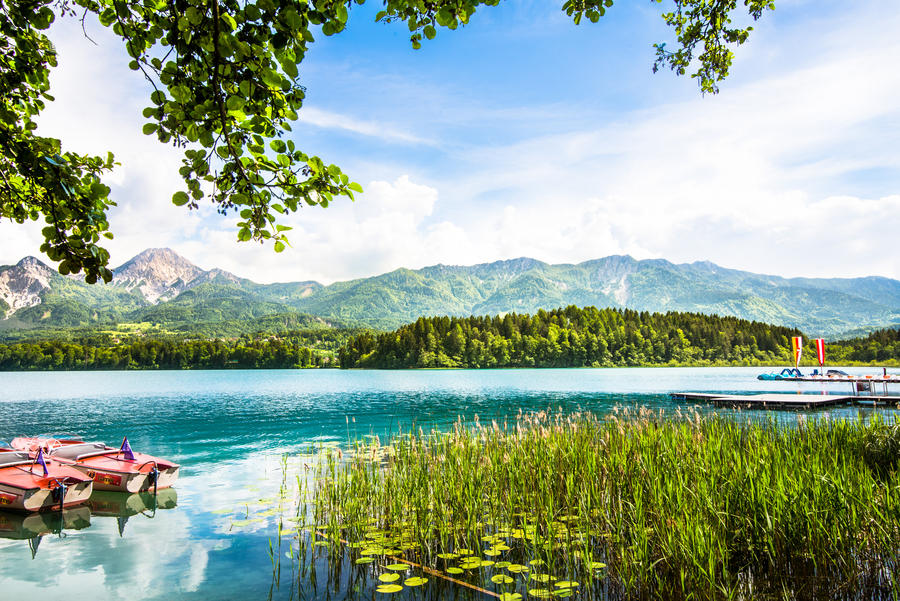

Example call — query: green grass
[307,411,900,599]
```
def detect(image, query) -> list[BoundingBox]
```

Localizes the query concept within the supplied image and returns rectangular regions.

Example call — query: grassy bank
[308,411,900,599]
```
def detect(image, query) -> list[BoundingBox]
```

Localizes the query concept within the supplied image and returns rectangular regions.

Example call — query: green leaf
[172,191,190,206]
[274,241,285,252]
[142,123,158,135]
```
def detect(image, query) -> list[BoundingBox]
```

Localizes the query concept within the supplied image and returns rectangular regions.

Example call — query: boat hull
[0,479,92,512]
[75,460,179,493]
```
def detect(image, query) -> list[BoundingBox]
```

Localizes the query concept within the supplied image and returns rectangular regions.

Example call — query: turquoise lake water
[0,367,892,599]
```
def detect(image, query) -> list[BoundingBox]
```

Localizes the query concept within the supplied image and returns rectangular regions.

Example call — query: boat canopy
[49,443,113,461]
[0,450,33,469]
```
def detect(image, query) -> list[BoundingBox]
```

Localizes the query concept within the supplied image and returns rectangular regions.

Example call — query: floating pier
[671,392,900,410]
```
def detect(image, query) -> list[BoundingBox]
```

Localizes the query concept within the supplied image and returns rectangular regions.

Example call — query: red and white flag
[815,338,825,367]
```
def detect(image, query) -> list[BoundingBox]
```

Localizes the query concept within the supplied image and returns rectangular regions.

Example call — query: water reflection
[0,506,91,558]
[0,489,177,556]
[89,489,178,537]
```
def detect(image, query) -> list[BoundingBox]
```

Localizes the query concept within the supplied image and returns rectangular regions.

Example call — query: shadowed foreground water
[0,367,893,600]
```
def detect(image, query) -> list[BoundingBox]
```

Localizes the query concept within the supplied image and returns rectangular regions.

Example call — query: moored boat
[11,437,179,494]
[0,448,93,512]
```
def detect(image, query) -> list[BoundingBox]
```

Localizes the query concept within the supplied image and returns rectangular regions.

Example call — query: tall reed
[308,410,900,599]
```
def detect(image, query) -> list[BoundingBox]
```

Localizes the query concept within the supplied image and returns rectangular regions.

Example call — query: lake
[0,367,892,599]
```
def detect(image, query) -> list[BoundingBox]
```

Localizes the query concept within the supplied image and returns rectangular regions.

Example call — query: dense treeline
[0,331,338,370]
[2,308,898,370]
[830,328,900,364]
[338,306,809,368]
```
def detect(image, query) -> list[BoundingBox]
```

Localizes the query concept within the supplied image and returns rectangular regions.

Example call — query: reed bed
[306,409,900,600]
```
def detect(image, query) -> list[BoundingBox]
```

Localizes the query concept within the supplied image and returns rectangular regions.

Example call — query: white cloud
[177,175,467,283]
[301,106,434,146]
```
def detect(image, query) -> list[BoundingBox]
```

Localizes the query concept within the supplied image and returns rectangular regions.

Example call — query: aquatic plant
[303,409,900,600]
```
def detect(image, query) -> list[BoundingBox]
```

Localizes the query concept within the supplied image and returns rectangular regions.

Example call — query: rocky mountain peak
[16,255,53,272]
[0,256,56,317]
[112,247,205,303]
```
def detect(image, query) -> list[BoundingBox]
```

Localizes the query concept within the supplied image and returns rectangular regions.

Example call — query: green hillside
[294,256,900,336]
[3,251,900,338]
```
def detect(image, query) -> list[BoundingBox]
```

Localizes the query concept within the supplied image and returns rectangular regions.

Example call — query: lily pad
[376,584,404,594]
[528,559,545,566]
[495,561,512,569]
[589,561,607,569]
[404,577,428,586]
[528,589,551,598]
[499,594,523,601]
[491,574,515,584]
[437,552,460,559]
[507,564,529,574]
[355,557,375,564]
[386,564,410,571]
[530,574,551,583]
[446,567,464,575]
[379,573,400,583]
[552,589,573,598]
[555,581,579,588]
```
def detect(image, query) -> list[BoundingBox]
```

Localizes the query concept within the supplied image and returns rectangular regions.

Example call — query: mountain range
[1,248,899,337]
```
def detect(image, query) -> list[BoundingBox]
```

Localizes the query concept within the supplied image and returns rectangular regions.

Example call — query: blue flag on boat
[120,437,135,461]
[35,448,49,476]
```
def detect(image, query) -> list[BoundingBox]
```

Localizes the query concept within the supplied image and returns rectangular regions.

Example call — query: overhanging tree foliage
[0,0,774,283]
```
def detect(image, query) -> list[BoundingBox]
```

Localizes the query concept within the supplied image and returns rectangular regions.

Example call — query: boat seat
[0,451,33,468]
[48,443,112,461]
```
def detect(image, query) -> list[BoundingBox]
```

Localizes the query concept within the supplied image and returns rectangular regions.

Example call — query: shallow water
[0,367,893,599]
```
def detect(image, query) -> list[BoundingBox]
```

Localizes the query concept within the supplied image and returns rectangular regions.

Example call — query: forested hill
[4,249,900,337]
[338,306,900,369]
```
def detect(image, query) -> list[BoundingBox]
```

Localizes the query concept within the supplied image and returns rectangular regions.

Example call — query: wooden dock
[671,392,900,410]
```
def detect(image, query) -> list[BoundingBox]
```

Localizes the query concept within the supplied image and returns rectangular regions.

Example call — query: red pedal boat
[0,447,93,512]
[11,437,179,494]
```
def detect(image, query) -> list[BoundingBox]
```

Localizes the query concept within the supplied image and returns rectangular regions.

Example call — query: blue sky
[2,0,899,284]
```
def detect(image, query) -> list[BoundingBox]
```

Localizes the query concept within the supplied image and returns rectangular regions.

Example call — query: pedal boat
[11,437,179,494]
[0,448,93,512]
